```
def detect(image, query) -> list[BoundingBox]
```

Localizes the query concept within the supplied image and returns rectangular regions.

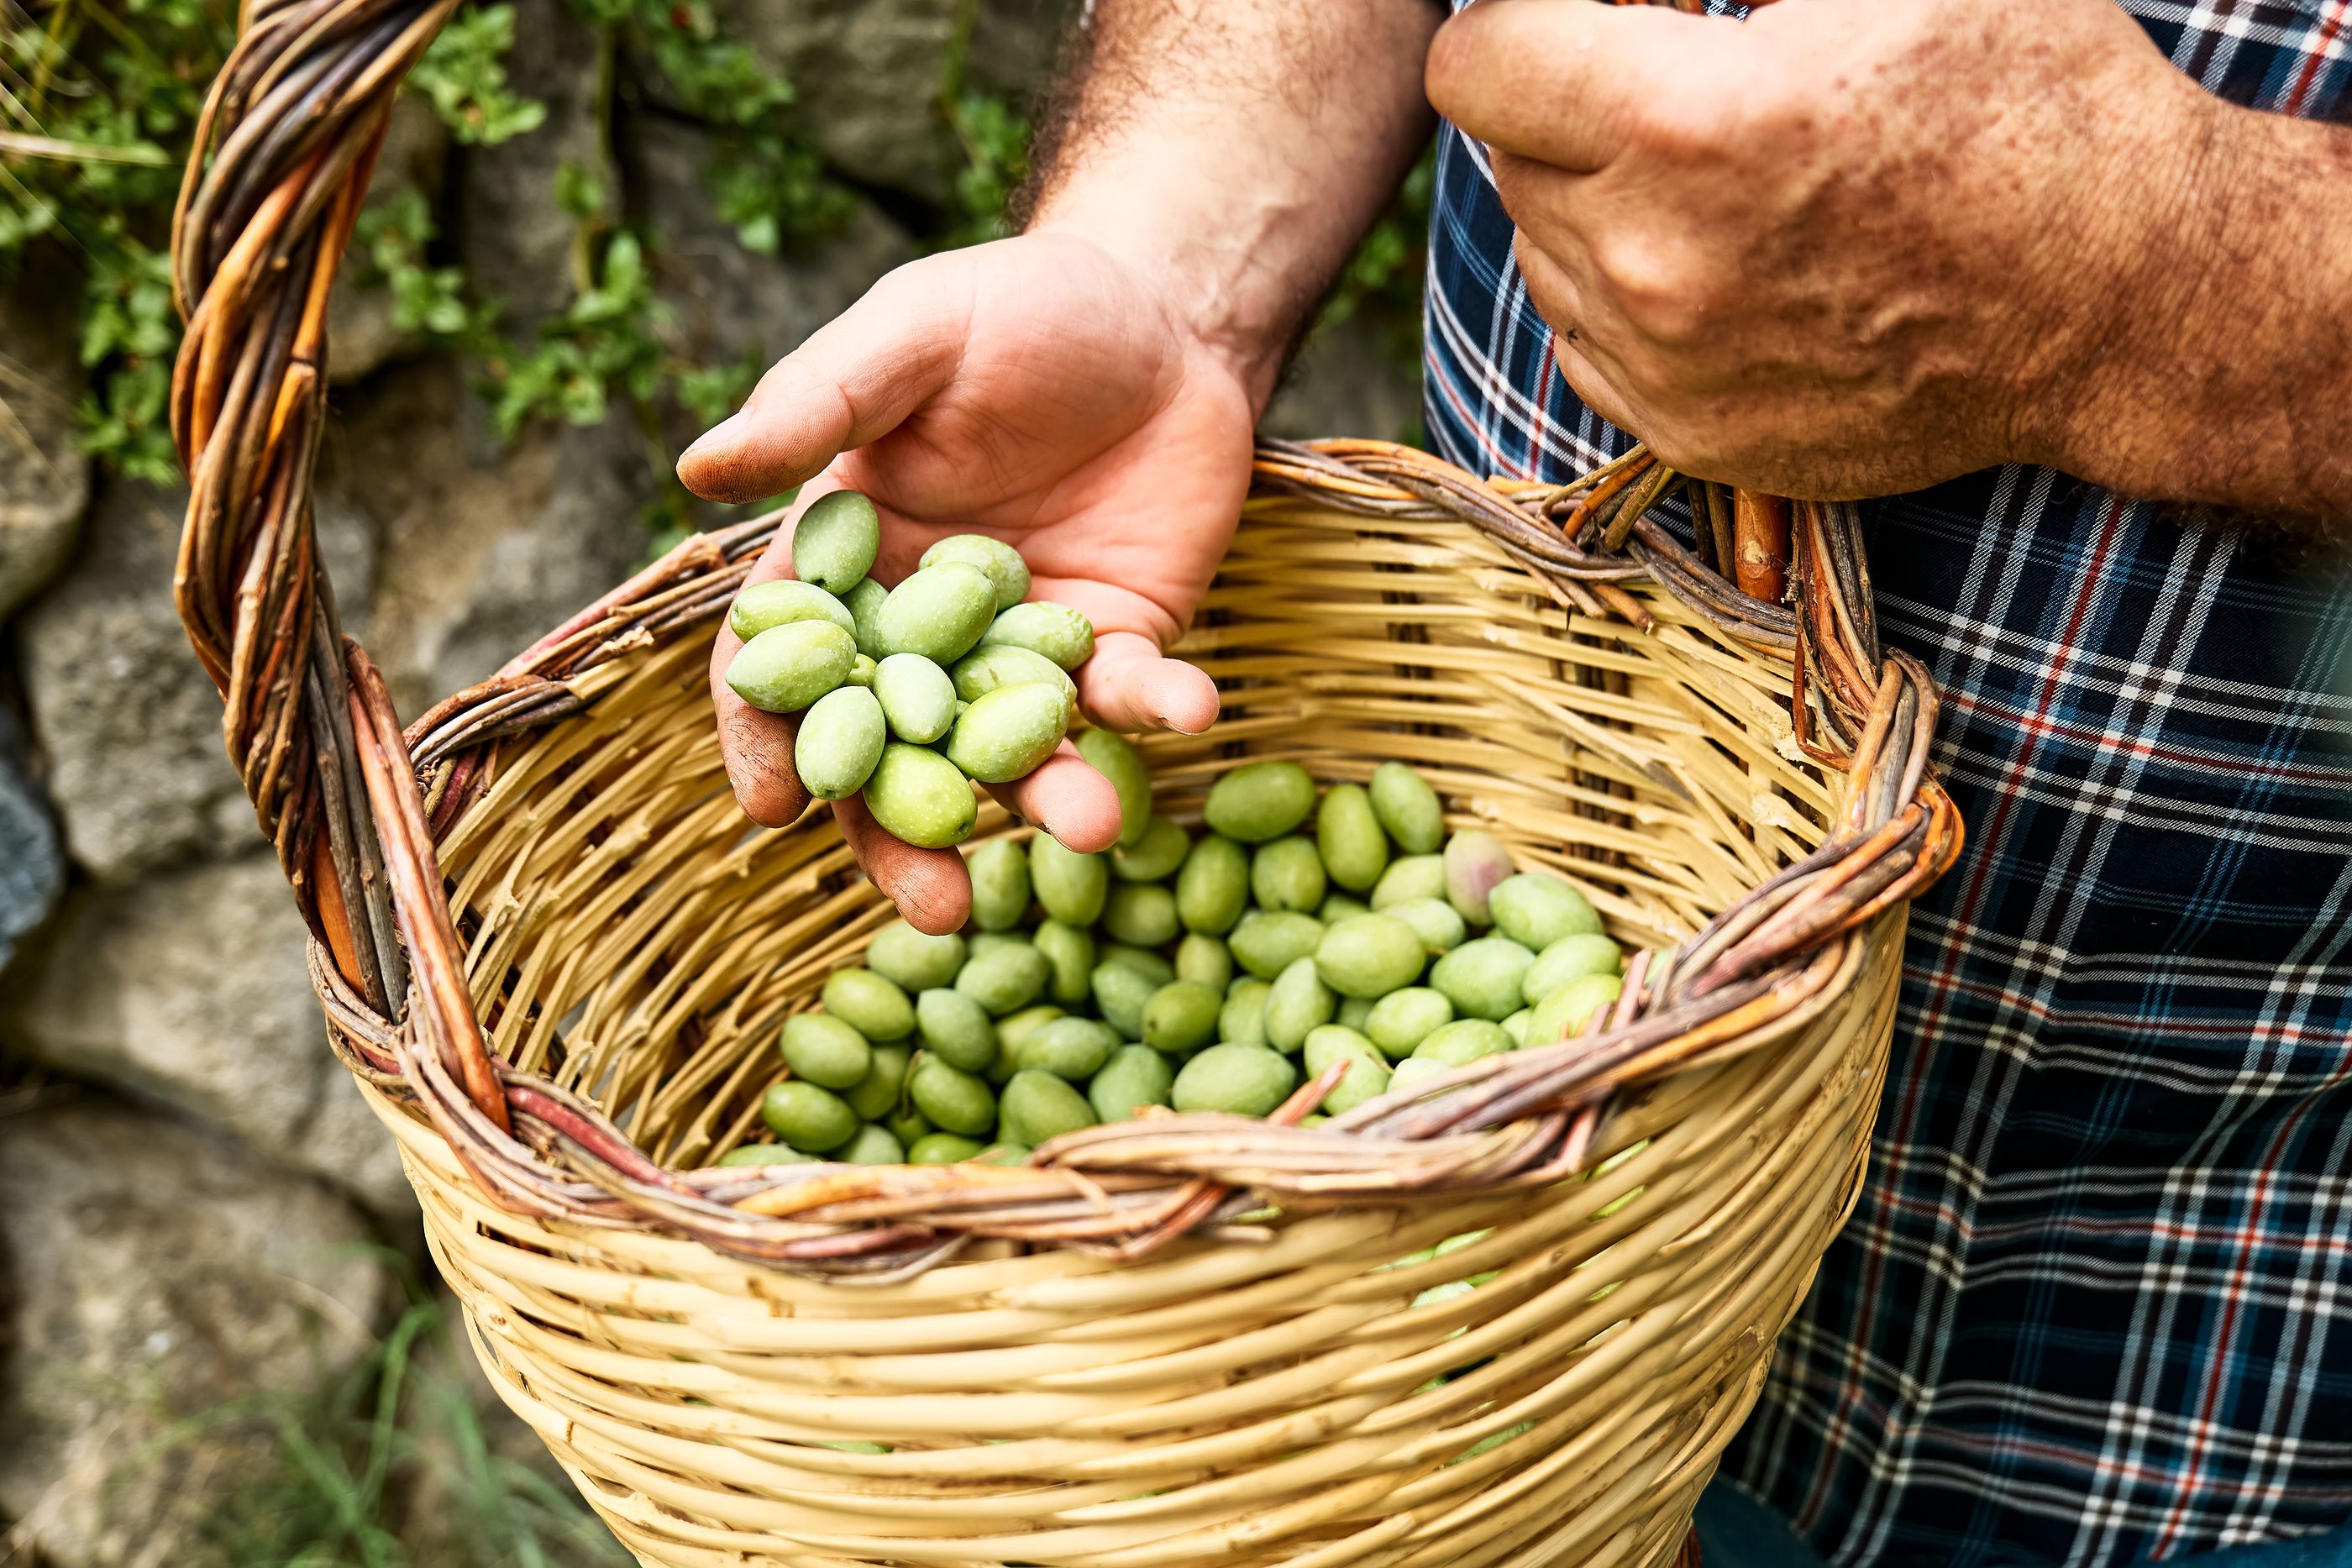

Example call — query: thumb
[677,254,972,504]
[1427,0,1718,172]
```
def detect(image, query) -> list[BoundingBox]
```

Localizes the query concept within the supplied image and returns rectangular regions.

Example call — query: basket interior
[430,499,1838,1172]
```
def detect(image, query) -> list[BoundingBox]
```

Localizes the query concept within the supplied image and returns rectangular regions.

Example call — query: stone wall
[0,3,1420,1562]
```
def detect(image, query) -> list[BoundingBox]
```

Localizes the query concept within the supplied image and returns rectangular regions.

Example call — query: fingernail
[680,414,743,467]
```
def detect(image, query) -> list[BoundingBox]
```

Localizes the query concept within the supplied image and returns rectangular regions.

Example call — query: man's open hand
[1426,0,2220,500]
[679,232,1248,933]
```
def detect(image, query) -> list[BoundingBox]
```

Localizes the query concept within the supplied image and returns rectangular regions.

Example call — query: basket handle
[170,0,510,1134]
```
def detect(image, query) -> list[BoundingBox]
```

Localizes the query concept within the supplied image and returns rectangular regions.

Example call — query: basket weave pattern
[168,3,1960,1561]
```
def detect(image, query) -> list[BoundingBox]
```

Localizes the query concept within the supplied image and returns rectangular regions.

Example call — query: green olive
[1369,762,1445,854]
[1371,854,1447,910]
[1102,883,1180,947]
[872,653,959,745]
[1175,835,1251,935]
[1174,931,1233,993]
[821,968,916,1041]
[908,1057,997,1136]
[1523,933,1624,1006]
[1263,956,1336,1052]
[838,1124,904,1165]
[1203,760,1316,843]
[965,837,1032,931]
[1250,836,1327,914]
[1315,783,1390,892]
[760,1080,859,1152]
[1112,815,1191,882]
[1218,977,1273,1047]
[729,579,856,641]
[1089,1045,1175,1123]
[953,941,1050,1015]
[1030,833,1110,925]
[1010,1015,1119,1079]
[1488,872,1606,952]
[1032,920,1097,1006]
[914,987,998,1071]
[780,1012,873,1088]
[1429,936,1536,1022]
[1000,1069,1098,1146]
[865,921,967,993]
[862,743,977,848]
[843,1043,912,1120]
[907,1132,987,1166]
[1075,728,1153,850]
[876,562,999,664]
[1313,912,1428,999]
[1172,1042,1298,1117]
[1141,979,1221,1055]
[1228,910,1326,980]
[978,600,1095,669]
[795,684,886,800]
[1363,987,1455,1057]
[1412,1019,1515,1067]
[1302,1025,1392,1116]
[919,533,1031,608]
[726,621,856,714]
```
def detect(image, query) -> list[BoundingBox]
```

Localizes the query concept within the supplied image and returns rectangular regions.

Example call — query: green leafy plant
[409,3,548,146]
[135,1282,630,1568]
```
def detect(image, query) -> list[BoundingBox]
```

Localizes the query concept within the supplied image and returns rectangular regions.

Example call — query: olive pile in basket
[723,755,1635,1167]
[723,488,1100,848]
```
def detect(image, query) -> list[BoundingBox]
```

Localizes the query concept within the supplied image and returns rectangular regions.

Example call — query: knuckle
[1593,234,1717,347]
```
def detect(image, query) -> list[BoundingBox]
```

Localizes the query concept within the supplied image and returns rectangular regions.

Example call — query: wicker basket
[166,6,1960,1565]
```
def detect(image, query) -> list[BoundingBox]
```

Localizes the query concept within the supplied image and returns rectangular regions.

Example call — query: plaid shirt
[1425,4,2352,1564]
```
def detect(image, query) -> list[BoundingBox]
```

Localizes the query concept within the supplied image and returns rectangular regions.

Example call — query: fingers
[1428,0,1713,171]
[833,794,973,936]
[1074,632,1221,736]
[1512,232,1647,438]
[708,609,811,828]
[676,257,973,504]
[986,742,1124,854]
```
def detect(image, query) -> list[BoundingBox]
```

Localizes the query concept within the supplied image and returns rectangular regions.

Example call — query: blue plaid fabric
[1424,4,2352,1564]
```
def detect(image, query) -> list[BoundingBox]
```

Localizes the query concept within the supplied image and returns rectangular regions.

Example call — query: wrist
[2021,84,2352,518]
[1026,189,1313,415]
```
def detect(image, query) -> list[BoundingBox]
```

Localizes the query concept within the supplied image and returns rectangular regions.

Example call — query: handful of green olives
[722,490,1100,849]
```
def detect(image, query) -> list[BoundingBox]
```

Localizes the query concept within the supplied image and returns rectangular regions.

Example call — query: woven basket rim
[165,1,1960,1277]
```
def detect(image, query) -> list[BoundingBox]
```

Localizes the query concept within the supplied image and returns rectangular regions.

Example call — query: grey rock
[0,852,414,1215]
[458,0,604,330]
[1261,315,1425,446]
[717,0,962,201]
[0,1095,394,1568]
[0,251,92,621]
[963,0,1079,108]
[631,114,916,387]
[0,707,61,973]
[640,0,1070,206]
[327,93,453,384]
[17,480,375,881]
[317,357,655,714]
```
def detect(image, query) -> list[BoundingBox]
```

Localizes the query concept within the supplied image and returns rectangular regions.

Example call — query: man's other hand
[1426,0,2220,501]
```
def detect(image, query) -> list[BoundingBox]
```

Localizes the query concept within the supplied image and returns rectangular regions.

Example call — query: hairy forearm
[1024,0,1441,410]
[2034,92,2352,529]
